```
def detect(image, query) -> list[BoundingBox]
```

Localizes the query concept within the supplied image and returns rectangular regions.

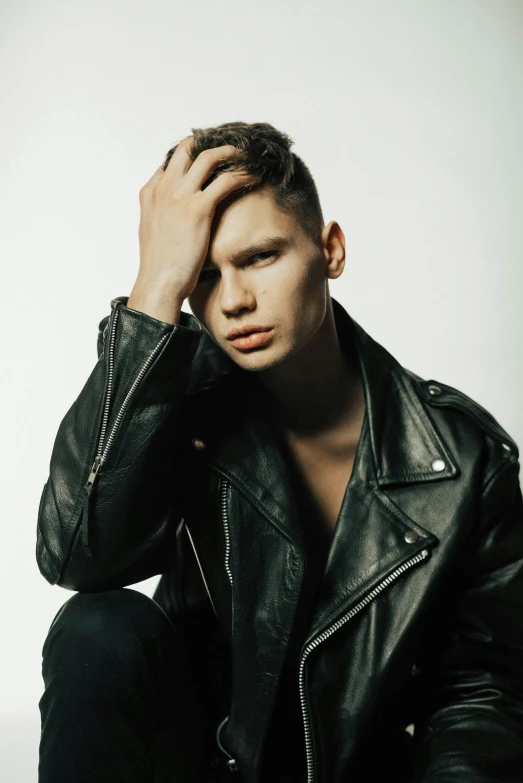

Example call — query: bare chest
[281,436,359,583]
[280,374,366,549]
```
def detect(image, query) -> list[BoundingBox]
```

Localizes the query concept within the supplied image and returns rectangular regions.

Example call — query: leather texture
[37,295,523,783]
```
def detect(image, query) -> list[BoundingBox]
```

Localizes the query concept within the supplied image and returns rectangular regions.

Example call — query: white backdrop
[1,1,522,779]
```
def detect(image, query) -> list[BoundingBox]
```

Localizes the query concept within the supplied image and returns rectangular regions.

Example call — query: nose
[219,271,256,316]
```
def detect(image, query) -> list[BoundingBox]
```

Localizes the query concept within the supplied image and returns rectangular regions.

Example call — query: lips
[226,326,271,340]
[228,329,273,351]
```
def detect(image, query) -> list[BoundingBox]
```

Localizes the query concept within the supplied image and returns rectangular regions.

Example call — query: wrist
[127,280,185,325]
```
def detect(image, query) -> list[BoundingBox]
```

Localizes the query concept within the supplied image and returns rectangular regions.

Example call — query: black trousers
[38,587,232,783]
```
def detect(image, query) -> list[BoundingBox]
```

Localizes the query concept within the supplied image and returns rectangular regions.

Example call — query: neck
[252,299,363,439]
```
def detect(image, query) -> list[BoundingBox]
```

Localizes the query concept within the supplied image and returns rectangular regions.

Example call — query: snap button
[192,438,206,450]
[501,443,511,451]
[405,530,420,543]
[427,384,442,395]
[431,459,445,472]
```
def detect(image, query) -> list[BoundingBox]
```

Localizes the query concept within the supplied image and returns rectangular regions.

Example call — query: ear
[322,221,346,279]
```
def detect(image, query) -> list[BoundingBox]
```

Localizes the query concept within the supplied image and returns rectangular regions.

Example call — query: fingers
[160,135,196,184]
[201,169,262,204]
[139,165,164,197]
[139,138,259,206]
[180,144,246,192]
[139,136,194,200]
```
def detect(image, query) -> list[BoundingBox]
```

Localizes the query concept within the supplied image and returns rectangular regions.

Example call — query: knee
[44,587,162,640]
[41,588,179,675]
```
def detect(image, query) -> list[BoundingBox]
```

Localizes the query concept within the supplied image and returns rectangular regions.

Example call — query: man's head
[162,121,346,374]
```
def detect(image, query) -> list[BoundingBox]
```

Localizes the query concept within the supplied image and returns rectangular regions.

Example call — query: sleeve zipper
[81,304,171,556]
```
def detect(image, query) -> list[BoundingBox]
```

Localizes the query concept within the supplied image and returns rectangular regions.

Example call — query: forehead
[209,185,300,253]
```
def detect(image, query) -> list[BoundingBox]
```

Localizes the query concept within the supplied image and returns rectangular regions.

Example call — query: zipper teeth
[93,305,170,468]
[221,477,234,588]
[215,478,236,766]
[99,333,170,464]
[96,306,120,460]
[299,547,431,783]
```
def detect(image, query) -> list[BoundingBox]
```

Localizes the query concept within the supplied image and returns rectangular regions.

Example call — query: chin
[237,349,292,373]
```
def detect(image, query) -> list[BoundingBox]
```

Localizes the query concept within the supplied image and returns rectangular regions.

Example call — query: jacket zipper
[81,304,170,555]
[215,477,239,773]
[298,546,431,783]
[209,476,431,781]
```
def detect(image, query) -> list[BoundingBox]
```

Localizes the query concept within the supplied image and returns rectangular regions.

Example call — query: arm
[36,295,203,591]
[409,453,523,782]
[36,136,260,592]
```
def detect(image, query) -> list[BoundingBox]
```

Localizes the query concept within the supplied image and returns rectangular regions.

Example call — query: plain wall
[1,0,522,779]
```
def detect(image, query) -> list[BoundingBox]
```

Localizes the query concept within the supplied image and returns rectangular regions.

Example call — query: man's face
[188,184,332,373]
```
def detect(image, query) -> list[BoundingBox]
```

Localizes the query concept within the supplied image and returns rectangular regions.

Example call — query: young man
[37,122,523,783]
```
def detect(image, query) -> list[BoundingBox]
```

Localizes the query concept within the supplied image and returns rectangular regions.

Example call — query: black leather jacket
[37,295,523,783]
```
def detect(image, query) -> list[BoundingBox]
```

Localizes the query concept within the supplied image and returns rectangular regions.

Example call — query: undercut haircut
[162,121,325,248]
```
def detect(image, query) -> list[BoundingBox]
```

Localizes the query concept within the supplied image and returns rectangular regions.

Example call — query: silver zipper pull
[87,455,104,485]
[82,455,105,556]
[225,758,239,773]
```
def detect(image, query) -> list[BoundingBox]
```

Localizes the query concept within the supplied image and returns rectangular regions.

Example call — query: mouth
[228,328,274,351]
[227,326,272,340]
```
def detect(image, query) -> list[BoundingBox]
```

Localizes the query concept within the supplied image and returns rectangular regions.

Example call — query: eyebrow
[202,236,290,269]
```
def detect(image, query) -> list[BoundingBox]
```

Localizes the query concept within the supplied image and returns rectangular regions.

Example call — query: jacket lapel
[350,304,458,487]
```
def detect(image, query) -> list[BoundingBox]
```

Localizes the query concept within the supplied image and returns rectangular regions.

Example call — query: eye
[197,251,277,284]
[250,251,275,261]
[242,251,277,268]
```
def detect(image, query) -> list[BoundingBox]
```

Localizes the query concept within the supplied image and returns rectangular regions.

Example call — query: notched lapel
[307,479,440,643]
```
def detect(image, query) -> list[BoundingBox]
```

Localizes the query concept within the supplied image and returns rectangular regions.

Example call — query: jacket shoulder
[405,368,520,465]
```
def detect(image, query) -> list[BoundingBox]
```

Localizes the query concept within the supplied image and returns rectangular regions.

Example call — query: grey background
[1,0,522,779]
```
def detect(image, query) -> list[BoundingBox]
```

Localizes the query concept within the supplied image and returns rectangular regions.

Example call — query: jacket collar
[334,297,459,487]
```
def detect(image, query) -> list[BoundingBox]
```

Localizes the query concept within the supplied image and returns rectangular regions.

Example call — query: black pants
[38,587,231,783]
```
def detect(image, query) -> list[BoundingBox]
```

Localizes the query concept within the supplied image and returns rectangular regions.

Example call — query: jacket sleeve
[409,453,523,783]
[36,295,204,592]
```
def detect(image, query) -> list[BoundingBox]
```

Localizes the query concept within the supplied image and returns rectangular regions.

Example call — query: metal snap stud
[431,459,445,472]
[501,443,511,451]
[428,384,442,395]
[405,530,420,543]
[192,438,206,450]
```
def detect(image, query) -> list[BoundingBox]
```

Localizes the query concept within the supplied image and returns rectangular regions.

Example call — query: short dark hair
[162,121,325,247]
